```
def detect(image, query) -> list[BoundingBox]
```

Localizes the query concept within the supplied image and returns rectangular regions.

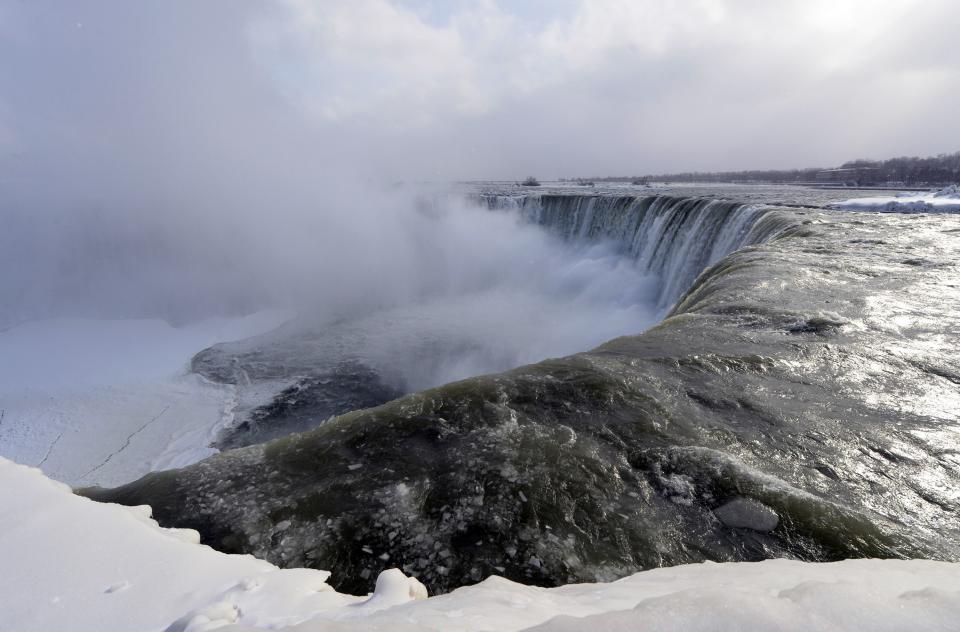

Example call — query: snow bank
[831,185,960,213]
[0,457,349,632]
[252,559,960,632]
[3,456,959,632]
[0,311,290,486]
[0,456,432,632]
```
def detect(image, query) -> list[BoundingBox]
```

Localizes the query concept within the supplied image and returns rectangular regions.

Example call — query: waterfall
[482,194,781,310]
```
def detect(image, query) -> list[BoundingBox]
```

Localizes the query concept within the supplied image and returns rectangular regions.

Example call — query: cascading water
[85,202,960,596]
[191,191,792,450]
[482,194,779,310]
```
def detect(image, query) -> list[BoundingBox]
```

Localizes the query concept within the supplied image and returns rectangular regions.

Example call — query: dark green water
[83,192,960,595]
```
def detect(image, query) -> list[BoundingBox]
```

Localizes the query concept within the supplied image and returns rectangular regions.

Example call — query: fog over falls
[2,183,667,392]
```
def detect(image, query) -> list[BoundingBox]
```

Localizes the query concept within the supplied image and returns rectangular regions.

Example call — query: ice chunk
[713,497,780,531]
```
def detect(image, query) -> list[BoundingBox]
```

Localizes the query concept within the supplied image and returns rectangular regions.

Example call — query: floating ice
[831,186,960,213]
[713,497,780,532]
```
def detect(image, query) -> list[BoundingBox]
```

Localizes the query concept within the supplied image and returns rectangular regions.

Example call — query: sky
[1,0,958,183]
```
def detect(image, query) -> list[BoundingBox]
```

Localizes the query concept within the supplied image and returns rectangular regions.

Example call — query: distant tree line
[563,151,960,186]
[837,153,960,185]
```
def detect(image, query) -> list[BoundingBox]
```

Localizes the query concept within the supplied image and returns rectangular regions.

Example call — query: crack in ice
[78,406,170,482]
[37,431,63,469]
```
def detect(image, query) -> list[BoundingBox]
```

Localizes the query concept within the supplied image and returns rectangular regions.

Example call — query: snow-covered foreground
[3,457,960,632]
[0,311,290,486]
[831,185,960,213]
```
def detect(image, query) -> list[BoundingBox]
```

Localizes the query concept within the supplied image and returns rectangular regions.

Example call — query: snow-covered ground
[831,185,960,213]
[3,456,960,632]
[0,311,291,487]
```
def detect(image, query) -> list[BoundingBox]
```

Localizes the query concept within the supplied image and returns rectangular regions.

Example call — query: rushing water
[198,191,788,449]
[483,193,789,308]
[85,187,960,595]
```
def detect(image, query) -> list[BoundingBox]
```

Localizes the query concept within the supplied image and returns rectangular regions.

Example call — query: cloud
[1,0,957,185]
[250,0,728,128]
[248,0,960,177]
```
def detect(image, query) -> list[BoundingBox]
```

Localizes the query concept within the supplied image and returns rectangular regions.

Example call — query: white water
[196,193,780,398]
[487,193,774,308]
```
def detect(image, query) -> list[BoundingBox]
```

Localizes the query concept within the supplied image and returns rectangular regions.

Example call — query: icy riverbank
[0,311,291,486]
[831,185,960,213]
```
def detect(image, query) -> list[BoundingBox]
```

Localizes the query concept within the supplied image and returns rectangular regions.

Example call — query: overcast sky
[1,0,958,183]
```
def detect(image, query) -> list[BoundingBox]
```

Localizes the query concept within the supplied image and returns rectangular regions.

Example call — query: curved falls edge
[81,200,960,595]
